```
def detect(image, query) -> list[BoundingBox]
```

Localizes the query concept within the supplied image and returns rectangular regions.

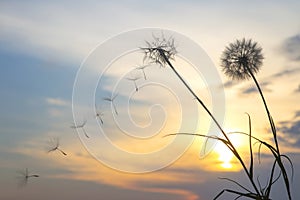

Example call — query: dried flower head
[141,33,177,67]
[221,38,264,80]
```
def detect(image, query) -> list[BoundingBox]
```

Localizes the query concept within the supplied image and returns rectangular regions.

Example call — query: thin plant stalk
[246,68,279,153]
[246,113,254,179]
[157,49,261,196]
[220,38,292,199]
[246,67,292,200]
[142,36,292,199]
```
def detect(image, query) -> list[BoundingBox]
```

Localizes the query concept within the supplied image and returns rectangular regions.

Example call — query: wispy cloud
[0,1,131,64]
[294,110,300,118]
[46,97,70,107]
[271,68,300,78]
[220,67,300,95]
[220,80,238,89]
[241,81,272,95]
[277,111,300,149]
[294,84,300,93]
[279,120,300,136]
[281,34,300,61]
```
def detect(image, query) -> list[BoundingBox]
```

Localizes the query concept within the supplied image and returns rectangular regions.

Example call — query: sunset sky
[1,1,300,200]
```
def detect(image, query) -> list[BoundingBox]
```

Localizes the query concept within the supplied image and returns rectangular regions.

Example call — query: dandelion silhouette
[220,38,293,200]
[126,75,141,91]
[141,34,293,200]
[135,64,150,80]
[46,137,67,156]
[222,41,285,147]
[103,93,118,115]
[95,103,104,125]
[141,33,177,67]
[70,120,89,138]
[16,168,39,187]
[221,38,263,80]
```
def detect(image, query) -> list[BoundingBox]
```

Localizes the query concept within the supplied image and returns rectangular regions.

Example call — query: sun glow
[215,141,234,169]
[213,133,246,170]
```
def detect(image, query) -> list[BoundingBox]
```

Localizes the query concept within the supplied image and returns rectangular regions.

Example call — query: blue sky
[1,1,300,200]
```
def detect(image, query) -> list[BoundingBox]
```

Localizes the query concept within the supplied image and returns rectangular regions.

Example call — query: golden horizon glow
[215,142,234,169]
[212,131,246,171]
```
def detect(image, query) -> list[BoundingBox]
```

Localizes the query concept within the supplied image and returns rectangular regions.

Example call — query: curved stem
[247,68,293,200]
[159,50,261,196]
[246,68,280,154]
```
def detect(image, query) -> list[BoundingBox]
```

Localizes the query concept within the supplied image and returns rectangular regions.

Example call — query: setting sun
[215,141,234,169]
[212,133,246,170]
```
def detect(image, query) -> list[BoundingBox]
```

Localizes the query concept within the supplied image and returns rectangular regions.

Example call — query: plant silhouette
[16,168,39,187]
[46,137,67,156]
[221,38,292,200]
[220,38,263,81]
[141,34,293,200]
[70,120,89,138]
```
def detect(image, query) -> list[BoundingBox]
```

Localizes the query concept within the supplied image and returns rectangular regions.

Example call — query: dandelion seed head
[141,33,177,67]
[221,38,264,80]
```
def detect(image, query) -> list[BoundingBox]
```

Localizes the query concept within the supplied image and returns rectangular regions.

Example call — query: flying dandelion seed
[70,120,89,138]
[16,168,39,187]
[103,93,118,115]
[135,64,150,80]
[95,103,104,125]
[126,75,141,91]
[46,137,67,156]
[221,38,264,80]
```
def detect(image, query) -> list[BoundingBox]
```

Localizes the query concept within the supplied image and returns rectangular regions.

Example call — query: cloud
[279,120,300,136]
[221,67,300,95]
[270,68,300,78]
[241,81,272,94]
[220,80,238,89]
[294,110,300,118]
[277,111,300,148]
[281,34,300,61]
[0,1,138,65]
[46,97,70,106]
[294,84,300,93]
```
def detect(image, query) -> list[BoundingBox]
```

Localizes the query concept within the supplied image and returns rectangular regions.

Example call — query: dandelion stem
[246,67,280,154]
[158,49,261,196]
[247,67,292,200]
